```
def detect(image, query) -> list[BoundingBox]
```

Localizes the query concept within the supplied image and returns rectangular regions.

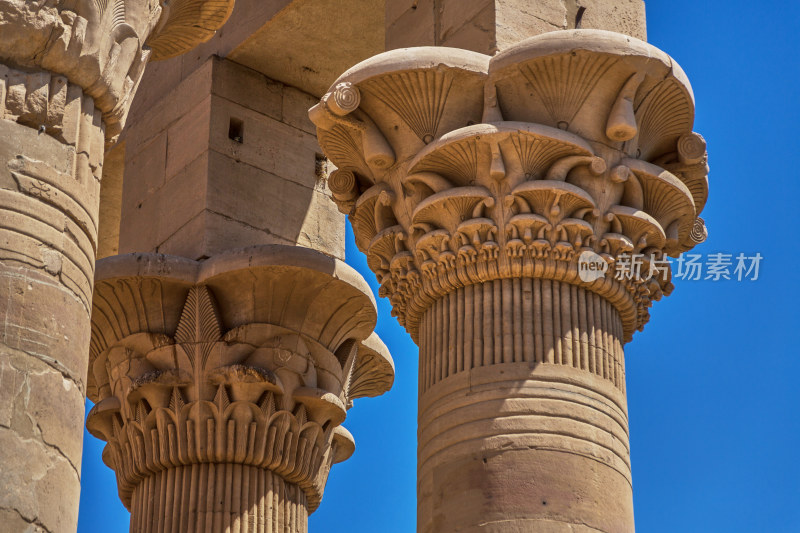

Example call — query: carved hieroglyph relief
[86,245,393,531]
[311,30,709,348]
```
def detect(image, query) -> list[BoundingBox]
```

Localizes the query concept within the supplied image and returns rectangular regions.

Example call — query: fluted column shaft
[417,279,632,532]
[130,465,307,533]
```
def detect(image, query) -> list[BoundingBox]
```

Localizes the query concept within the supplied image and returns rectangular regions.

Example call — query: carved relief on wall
[86,245,394,512]
[311,30,709,343]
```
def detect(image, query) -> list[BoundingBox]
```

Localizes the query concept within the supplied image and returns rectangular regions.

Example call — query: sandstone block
[576,0,647,41]
[0,426,81,533]
[209,95,320,188]
[282,86,319,135]
[386,0,436,49]
[156,153,209,246]
[123,131,167,212]
[165,96,212,180]
[211,57,283,120]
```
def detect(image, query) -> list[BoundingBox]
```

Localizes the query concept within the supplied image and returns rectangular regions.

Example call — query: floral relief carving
[311,30,710,343]
[86,246,394,519]
[0,0,234,141]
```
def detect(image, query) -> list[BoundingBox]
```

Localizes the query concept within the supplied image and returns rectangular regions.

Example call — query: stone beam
[105,0,387,262]
[86,245,394,532]
[311,29,709,532]
[227,0,385,98]
[115,57,344,261]
[386,0,646,53]
[0,1,234,531]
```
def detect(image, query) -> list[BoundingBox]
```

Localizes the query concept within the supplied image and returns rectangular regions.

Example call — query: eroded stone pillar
[85,245,394,532]
[0,1,234,530]
[311,30,709,532]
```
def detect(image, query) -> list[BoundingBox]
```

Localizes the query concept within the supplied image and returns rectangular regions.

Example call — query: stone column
[0,1,234,530]
[85,245,394,532]
[311,30,709,532]
[83,13,392,528]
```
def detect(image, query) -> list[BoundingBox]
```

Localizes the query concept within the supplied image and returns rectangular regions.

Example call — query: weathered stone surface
[574,0,647,41]
[0,350,85,472]
[312,29,708,532]
[117,57,345,261]
[282,87,321,135]
[0,507,48,533]
[97,142,124,259]
[0,424,81,533]
[0,0,235,142]
[495,0,566,48]
[0,350,85,532]
[212,58,284,119]
[226,0,385,98]
[206,151,344,254]
[0,2,237,531]
[86,245,394,531]
[386,0,646,54]
[385,0,436,49]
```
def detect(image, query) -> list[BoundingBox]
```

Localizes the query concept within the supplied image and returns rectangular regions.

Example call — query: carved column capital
[0,0,234,141]
[311,29,709,343]
[86,245,394,530]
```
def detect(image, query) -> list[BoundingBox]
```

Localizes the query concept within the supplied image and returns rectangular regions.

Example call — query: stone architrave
[85,244,394,532]
[311,30,709,532]
[0,1,234,530]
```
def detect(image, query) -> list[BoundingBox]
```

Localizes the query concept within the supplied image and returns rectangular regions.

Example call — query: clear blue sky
[78,1,800,531]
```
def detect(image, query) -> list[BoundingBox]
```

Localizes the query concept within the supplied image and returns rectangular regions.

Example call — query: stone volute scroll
[86,244,394,532]
[311,29,709,532]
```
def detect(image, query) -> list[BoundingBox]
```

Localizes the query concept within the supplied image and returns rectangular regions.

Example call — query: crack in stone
[2,426,81,483]
[0,505,54,533]
[35,419,82,480]
[1,340,86,394]
[0,258,91,316]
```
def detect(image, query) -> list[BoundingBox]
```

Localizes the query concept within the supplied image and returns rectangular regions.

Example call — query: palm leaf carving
[174,286,222,369]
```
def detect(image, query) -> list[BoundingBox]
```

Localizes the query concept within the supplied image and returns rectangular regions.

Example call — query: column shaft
[419,279,626,390]
[418,280,632,532]
[0,70,103,532]
[130,465,307,533]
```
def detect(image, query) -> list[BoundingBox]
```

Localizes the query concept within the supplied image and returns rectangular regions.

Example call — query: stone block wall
[386,0,646,53]
[116,57,344,261]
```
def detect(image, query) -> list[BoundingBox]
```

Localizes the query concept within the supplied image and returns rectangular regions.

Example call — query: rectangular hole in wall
[315,153,328,180]
[228,117,244,143]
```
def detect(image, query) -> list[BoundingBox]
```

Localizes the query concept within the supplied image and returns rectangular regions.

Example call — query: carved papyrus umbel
[86,245,394,531]
[0,0,234,141]
[311,30,709,345]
